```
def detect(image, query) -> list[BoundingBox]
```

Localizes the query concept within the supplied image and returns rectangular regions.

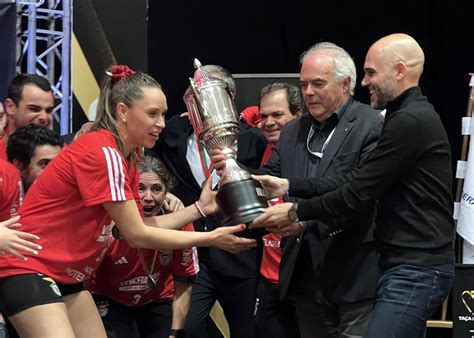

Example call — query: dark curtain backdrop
[148,0,474,166]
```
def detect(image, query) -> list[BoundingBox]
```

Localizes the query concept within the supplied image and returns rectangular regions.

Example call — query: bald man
[250,33,455,338]
[362,33,425,109]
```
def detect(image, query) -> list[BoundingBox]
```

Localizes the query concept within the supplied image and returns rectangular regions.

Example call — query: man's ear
[395,61,407,80]
[12,159,24,172]
[342,76,351,95]
[4,98,17,117]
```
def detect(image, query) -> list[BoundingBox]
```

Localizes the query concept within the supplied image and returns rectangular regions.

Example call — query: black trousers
[294,290,373,338]
[185,261,257,338]
[93,295,172,338]
[289,243,374,338]
[255,277,300,338]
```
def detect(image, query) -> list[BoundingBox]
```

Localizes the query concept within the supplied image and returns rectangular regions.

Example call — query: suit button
[297,238,300,243]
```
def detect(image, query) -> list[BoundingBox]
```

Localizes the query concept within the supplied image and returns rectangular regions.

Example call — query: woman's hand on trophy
[251,174,289,199]
[208,224,257,254]
[197,177,218,216]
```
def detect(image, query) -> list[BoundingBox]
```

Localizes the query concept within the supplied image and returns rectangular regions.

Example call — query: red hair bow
[106,65,135,82]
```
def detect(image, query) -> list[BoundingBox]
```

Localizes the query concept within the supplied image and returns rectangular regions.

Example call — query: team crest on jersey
[160,253,172,266]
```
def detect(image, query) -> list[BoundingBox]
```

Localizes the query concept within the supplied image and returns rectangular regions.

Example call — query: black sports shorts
[0,273,86,317]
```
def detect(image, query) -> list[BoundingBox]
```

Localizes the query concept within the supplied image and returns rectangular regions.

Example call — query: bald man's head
[374,33,424,76]
[361,33,425,109]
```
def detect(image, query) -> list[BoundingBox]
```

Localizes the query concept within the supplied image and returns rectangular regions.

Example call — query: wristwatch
[288,203,299,223]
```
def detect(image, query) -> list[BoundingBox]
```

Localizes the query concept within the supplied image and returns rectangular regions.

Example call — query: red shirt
[0,159,23,221]
[89,223,199,306]
[0,130,139,284]
[0,136,7,161]
[259,145,283,284]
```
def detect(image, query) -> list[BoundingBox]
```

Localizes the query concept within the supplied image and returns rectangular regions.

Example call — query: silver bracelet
[194,201,206,218]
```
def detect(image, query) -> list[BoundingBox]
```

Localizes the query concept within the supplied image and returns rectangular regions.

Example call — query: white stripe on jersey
[113,147,126,201]
[102,147,117,200]
[107,147,126,200]
[101,146,126,201]
[108,148,122,200]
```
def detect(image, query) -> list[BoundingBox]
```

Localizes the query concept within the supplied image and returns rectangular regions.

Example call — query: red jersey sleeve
[72,145,135,206]
[0,137,7,161]
[0,159,23,220]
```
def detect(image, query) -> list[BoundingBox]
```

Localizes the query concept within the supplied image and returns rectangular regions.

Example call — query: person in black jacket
[251,33,455,338]
[151,65,266,338]
[212,42,382,338]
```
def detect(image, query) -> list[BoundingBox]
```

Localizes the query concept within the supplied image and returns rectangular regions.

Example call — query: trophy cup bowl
[183,59,268,225]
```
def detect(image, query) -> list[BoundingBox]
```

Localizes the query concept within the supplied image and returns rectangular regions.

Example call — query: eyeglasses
[306,124,336,159]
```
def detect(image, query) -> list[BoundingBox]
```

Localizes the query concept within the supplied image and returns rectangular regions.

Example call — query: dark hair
[7,74,53,105]
[91,66,162,154]
[137,155,176,192]
[7,124,64,168]
[258,82,304,114]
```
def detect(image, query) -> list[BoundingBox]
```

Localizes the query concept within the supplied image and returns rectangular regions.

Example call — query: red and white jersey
[0,130,140,284]
[259,144,283,284]
[0,159,23,221]
[89,222,199,306]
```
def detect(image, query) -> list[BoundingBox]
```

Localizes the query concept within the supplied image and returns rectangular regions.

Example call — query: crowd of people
[0,33,455,338]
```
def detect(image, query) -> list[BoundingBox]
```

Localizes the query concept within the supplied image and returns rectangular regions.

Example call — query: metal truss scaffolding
[16,0,72,134]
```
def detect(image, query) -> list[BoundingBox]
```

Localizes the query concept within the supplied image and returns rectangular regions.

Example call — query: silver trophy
[183,59,268,225]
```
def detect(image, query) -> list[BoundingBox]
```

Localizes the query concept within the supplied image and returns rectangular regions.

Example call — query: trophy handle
[189,79,201,101]
[193,58,202,69]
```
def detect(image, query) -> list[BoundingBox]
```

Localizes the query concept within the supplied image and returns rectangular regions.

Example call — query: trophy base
[216,179,268,226]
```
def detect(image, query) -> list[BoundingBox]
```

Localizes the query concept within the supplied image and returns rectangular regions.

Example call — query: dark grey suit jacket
[262,98,383,303]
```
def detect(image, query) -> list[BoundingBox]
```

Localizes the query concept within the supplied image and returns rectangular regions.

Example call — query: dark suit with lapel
[151,114,267,338]
[262,98,382,305]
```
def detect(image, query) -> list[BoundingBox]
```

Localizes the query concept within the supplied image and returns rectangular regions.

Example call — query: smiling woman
[0,65,256,338]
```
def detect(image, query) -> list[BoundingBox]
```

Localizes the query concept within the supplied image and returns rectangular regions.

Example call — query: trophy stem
[221,147,236,160]
[219,158,251,187]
